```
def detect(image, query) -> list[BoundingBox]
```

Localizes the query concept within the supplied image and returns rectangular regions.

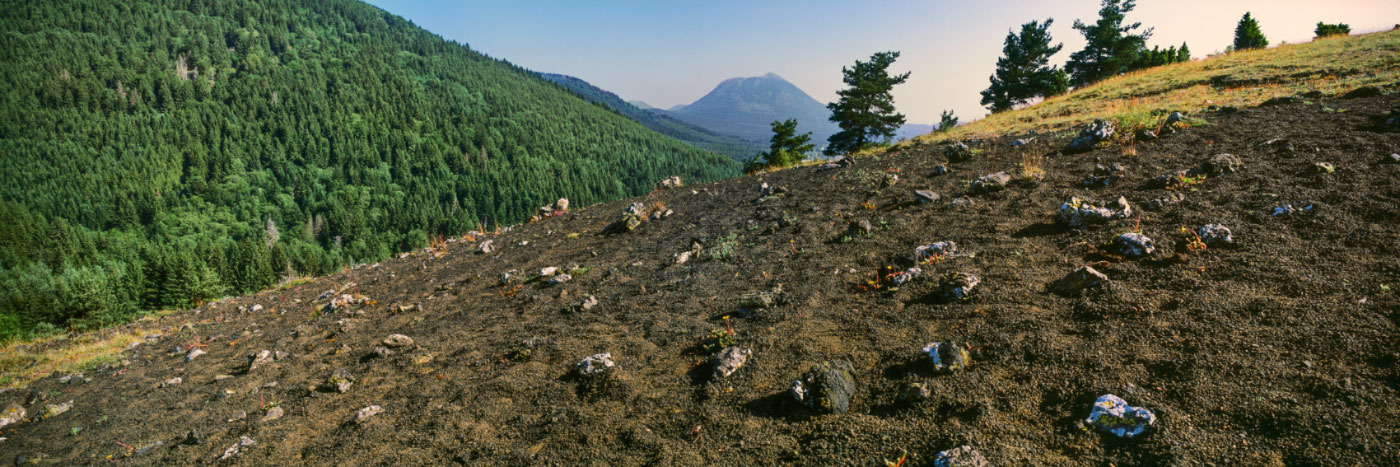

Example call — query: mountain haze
[662,73,840,144]
[540,73,765,161]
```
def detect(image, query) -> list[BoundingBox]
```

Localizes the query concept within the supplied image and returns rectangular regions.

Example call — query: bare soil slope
[2,94,1398,466]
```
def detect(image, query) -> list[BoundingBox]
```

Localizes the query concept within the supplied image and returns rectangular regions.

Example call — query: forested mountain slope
[540,73,765,162]
[0,0,738,338]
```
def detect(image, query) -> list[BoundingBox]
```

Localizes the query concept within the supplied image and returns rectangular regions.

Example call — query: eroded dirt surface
[2,94,1398,466]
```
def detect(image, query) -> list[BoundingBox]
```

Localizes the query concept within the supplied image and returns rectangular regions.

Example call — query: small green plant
[702,327,736,354]
[1181,227,1207,251]
[883,449,908,467]
[709,233,739,260]
[1166,173,1206,191]
[69,426,83,436]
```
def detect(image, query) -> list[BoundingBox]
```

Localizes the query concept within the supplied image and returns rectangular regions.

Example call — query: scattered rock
[0,405,25,428]
[913,241,957,262]
[914,190,940,204]
[1113,233,1155,257]
[711,347,752,379]
[896,381,931,405]
[274,350,289,360]
[969,172,1011,194]
[574,295,599,312]
[1068,119,1116,152]
[182,429,202,445]
[790,360,857,414]
[1058,196,1133,227]
[1012,137,1036,147]
[1202,153,1242,175]
[889,267,921,286]
[160,377,183,388]
[944,141,973,162]
[247,350,274,372]
[548,274,572,286]
[1052,266,1109,295]
[932,164,951,176]
[1198,224,1233,246]
[259,406,283,423]
[219,436,256,461]
[227,411,247,422]
[250,304,264,312]
[949,196,975,208]
[922,341,971,373]
[185,348,207,362]
[356,405,383,424]
[675,251,692,264]
[324,368,354,393]
[656,176,683,190]
[383,334,414,348]
[1387,153,1400,164]
[738,285,785,309]
[540,266,559,277]
[1085,394,1156,438]
[577,353,616,377]
[939,272,981,301]
[554,198,569,211]
[1165,111,1185,127]
[818,156,855,170]
[1312,161,1335,174]
[1084,162,1126,188]
[607,214,643,234]
[933,445,991,467]
[42,400,72,419]
[1135,128,1157,141]
[625,202,648,217]
[477,240,495,254]
[1146,192,1185,211]
[758,183,788,198]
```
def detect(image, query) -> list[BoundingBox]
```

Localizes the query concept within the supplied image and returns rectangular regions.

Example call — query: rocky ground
[1,94,1398,466]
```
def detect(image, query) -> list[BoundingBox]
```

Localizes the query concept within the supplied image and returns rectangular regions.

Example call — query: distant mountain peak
[663,73,838,143]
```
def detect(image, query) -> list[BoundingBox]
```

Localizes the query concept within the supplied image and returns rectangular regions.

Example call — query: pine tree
[1233,12,1269,51]
[938,110,959,132]
[981,19,1068,113]
[1065,0,1153,87]
[825,51,911,155]
[1177,42,1191,62]
[759,119,814,169]
[1314,22,1351,39]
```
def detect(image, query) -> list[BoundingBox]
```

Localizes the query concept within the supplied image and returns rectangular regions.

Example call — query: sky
[365,1,1399,124]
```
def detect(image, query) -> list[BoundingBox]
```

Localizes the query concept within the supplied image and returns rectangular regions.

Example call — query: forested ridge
[0,0,739,338]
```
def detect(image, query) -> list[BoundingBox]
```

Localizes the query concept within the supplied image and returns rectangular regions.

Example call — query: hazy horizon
[368,1,1398,124]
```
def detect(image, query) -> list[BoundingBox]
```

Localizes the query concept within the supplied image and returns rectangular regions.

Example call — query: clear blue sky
[366,0,1398,123]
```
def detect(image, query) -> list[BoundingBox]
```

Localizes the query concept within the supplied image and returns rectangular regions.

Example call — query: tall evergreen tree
[1177,42,1192,62]
[825,51,911,155]
[1065,0,1153,87]
[1233,12,1269,51]
[759,119,814,169]
[981,19,1069,113]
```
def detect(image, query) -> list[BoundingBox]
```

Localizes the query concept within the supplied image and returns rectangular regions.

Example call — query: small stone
[932,164,951,176]
[1068,119,1116,152]
[1058,196,1133,227]
[548,274,572,286]
[1011,137,1035,147]
[790,360,857,414]
[247,350,274,372]
[42,400,72,419]
[477,240,494,254]
[944,141,973,162]
[227,411,247,423]
[1312,162,1335,174]
[1146,192,1185,211]
[738,285,785,309]
[1198,224,1233,245]
[711,347,752,379]
[368,346,394,360]
[933,445,990,467]
[1387,153,1400,164]
[325,368,354,393]
[185,348,207,362]
[656,176,684,190]
[160,377,183,388]
[625,202,648,216]
[1085,394,1156,438]
[214,374,234,381]
[383,334,414,348]
[219,436,256,460]
[540,266,559,277]
[356,405,384,424]
[913,241,957,262]
[0,405,25,428]
[939,272,981,301]
[251,304,264,312]
[922,341,971,373]
[969,172,1011,194]
[1052,266,1109,295]
[914,190,940,204]
[675,251,692,264]
[949,196,975,208]
[1113,233,1156,257]
[1165,111,1185,126]
[554,198,569,211]
[259,406,283,422]
[577,353,616,377]
[889,267,921,286]
[578,295,599,312]
[1203,153,1242,175]
[896,381,931,405]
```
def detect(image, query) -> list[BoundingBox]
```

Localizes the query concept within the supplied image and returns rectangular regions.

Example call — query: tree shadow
[1012,222,1069,238]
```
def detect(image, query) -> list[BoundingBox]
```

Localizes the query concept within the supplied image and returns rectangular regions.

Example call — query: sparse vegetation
[1315,22,1351,39]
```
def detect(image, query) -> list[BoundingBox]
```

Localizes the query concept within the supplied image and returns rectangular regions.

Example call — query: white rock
[356,405,384,424]
[219,436,256,460]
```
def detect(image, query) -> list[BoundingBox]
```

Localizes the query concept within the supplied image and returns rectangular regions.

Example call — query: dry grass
[1019,152,1045,180]
[0,311,177,389]
[905,29,1400,147]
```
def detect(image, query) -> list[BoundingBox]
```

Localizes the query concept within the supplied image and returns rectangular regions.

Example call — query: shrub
[1315,22,1351,39]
